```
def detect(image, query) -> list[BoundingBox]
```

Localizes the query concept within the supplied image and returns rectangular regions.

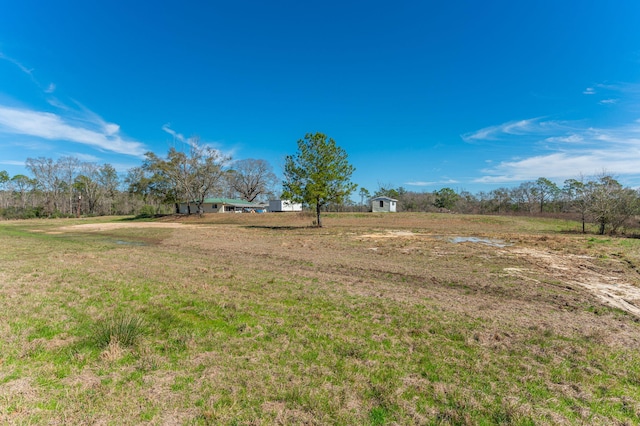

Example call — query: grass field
[1,212,640,425]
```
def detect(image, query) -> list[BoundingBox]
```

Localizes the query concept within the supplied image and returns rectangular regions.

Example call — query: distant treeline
[354,176,639,235]
[0,150,278,220]
[1,156,638,235]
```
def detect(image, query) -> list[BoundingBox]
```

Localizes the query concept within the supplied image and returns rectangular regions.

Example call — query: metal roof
[370,196,398,202]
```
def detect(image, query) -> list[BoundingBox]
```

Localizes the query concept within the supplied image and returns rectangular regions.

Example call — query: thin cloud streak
[0,51,56,95]
[461,117,567,142]
[0,105,147,157]
[404,179,459,187]
[404,181,434,187]
[161,124,235,160]
[0,160,26,167]
[161,124,185,142]
[72,153,101,162]
[0,52,33,76]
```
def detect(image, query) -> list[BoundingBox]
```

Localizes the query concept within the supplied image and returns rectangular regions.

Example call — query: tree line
[1,133,639,235]
[365,174,640,235]
[0,139,278,219]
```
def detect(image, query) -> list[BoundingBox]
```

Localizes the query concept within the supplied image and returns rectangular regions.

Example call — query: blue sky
[1,1,640,195]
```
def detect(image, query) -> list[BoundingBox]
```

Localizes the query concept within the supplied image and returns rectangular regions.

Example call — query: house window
[379,200,384,208]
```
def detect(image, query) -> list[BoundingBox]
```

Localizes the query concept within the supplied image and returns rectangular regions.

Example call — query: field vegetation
[1,212,640,424]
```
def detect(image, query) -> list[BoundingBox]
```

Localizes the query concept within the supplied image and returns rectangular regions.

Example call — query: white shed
[268,199,302,212]
[371,196,398,213]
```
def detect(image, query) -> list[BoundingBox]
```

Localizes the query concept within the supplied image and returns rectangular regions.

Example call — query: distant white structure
[371,196,398,213]
[177,198,267,214]
[268,199,303,212]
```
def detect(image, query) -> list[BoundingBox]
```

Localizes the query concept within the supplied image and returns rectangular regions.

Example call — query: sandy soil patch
[357,229,640,317]
[503,247,640,317]
[358,230,424,239]
[57,222,199,232]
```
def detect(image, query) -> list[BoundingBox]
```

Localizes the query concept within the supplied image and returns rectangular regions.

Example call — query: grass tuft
[93,314,146,349]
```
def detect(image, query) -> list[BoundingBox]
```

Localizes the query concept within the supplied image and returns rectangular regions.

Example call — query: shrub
[136,205,157,219]
[0,206,44,219]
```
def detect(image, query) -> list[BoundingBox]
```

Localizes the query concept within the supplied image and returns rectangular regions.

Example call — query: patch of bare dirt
[502,247,640,317]
[62,370,102,390]
[57,222,198,232]
[358,230,425,239]
[356,229,640,318]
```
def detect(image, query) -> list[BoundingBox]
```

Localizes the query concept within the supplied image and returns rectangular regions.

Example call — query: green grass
[1,214,640,424]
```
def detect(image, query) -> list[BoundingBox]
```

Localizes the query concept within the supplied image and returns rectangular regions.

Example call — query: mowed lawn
[1,213,640,425]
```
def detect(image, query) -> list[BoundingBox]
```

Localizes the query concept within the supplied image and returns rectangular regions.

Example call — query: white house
[370,196,398,213]
[177,198,267,214]
[268,199,303,212]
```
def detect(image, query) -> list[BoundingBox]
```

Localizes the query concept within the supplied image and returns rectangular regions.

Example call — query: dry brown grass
[1,212,640,424]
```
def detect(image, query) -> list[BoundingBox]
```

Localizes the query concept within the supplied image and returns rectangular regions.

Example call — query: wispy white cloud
[467,77,640,185]
[161,123,185,142]
[475,149,640,183]
[0,52,33,76]
[0,160,26,167]
[474,121,640,183]
[72,153,101,162]
[404,179,459,187]
[596,82,640,95]
[404,181,434,186]
[0,105,147,157]
[0,51,51,95]
[461,117,568,142]
[1,52,148,159]
[544,134,584,144]
[161,123,235,160]
[599,98,617,105]
[585,83,640,106]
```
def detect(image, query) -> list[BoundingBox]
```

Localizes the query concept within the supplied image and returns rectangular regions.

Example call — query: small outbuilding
[268,199,303,212]
[177,198,267,214]
[370,196,398,213]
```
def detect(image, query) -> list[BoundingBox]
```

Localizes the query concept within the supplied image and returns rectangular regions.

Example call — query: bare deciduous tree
[586,174,639,235]
[145,137,230,216]
[26,157,61,215]
[58,156,80,215]
[227,158,277,202]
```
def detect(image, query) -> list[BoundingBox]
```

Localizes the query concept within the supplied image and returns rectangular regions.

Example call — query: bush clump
[135,205,157,219]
